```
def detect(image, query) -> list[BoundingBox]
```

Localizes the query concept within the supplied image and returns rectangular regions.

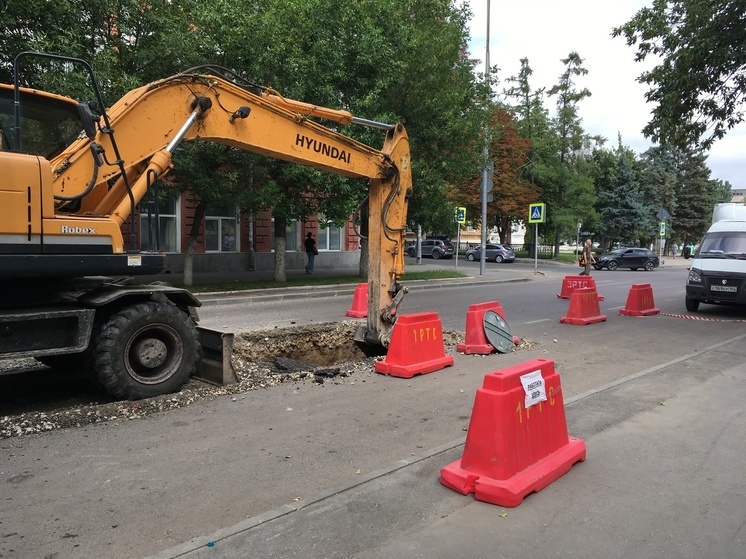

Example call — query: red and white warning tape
[660,312,746,323]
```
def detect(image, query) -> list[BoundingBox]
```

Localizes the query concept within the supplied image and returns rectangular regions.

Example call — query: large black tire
[94,301,200,400]
[466,253,475,261]
[685,297,700,312]
[607,260,619,271]
[431,250,441,260]
[495,255,504,263]
[644,261,656,271]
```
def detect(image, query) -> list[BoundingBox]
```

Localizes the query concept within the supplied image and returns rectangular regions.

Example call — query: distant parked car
[465,244,516,263]
[406,239,455,259]
[594,248,659,271]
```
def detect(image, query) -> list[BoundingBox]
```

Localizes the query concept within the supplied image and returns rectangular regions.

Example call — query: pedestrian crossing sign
[528,203,546,224]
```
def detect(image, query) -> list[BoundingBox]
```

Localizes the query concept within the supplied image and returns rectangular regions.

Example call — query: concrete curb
[196,276,532,306]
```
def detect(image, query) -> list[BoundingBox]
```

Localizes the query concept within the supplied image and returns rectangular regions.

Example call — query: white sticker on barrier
[520,370,547,409]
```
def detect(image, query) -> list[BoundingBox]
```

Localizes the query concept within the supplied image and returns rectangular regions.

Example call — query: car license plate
[710,285,737,292]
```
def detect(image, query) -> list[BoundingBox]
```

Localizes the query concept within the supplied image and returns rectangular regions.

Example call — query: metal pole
[417,224,422,264]
[480,0,491,276]
[455,226,461,269]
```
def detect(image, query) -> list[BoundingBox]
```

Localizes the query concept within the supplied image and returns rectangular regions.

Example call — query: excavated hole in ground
[233,321,385,366]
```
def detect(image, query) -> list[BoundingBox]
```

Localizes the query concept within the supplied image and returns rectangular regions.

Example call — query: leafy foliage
[597,150,652,245]
[613,0,746,150]
[1,0,733,270]
[672,148,722,242]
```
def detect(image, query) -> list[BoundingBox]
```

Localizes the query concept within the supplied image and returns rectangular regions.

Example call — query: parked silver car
[465,244,516,263]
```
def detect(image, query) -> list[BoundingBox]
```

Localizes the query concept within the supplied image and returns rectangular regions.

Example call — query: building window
[317,214,343,251]
[139,192,179,253]
[205,204,238,252]
[270,219,300,251]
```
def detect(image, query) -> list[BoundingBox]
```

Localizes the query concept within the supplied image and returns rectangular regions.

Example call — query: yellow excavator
[0,52,411,399]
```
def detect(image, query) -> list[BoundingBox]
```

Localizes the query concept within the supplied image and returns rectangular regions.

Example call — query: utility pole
[480,0,492,275]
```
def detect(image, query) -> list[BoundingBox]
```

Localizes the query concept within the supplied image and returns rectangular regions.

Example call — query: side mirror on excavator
[77,101,100,139]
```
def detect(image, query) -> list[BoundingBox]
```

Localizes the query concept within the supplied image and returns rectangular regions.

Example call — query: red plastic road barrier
[619,283,660,317]
[375,312,454,378]
[345,283,368,318]
[557,275,604,301]
[440,358,586,507]
[456,301,518,354]
[560,287,607,325]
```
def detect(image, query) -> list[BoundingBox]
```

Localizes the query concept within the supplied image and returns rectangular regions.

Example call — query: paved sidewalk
[148,334,746,559]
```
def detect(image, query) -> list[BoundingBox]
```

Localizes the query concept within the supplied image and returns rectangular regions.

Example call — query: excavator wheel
[94,301,200,400]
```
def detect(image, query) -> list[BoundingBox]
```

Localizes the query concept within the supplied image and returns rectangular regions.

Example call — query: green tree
[504,58,555,250]
[167,143,252,286]
[487,109,539,242]
[185,0,487,272]
[2,0,489,280]
[0,0,208,99]
[673,148,723,243]
[546,52,599,254]
[597,147,652,246]
[613,0,746,150]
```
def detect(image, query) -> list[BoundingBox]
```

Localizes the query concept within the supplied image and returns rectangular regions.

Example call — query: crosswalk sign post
[454,207,466,268]
[528,203,546,224]
[528,203,546,275]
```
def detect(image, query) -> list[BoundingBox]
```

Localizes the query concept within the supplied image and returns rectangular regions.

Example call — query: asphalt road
[2,261,745,559]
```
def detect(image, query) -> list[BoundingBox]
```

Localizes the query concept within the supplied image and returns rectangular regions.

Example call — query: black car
[594,248,660,271]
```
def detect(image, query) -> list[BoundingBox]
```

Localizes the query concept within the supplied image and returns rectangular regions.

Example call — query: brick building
[132,191,362,275]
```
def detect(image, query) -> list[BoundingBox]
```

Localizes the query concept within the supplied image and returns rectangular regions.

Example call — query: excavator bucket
[195,326,238,386]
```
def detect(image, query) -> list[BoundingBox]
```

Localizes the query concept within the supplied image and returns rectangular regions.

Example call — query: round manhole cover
[483,310,514,353]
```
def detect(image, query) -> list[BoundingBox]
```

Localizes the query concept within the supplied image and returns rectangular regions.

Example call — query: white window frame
[317,214,344,251]
[205,204,238,253]
[139,192,180,253]
[270,218,300,251]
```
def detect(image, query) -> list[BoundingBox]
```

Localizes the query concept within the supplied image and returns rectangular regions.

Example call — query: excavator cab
[0,85,84,158]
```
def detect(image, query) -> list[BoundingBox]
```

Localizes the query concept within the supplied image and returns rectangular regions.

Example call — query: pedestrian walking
[304,232,318,274]
[671,242,678,259]
[579,239,596,276]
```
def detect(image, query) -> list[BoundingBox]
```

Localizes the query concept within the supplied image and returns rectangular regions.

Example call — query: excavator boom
[0,53,410,352]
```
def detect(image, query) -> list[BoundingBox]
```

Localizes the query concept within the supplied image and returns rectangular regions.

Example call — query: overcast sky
[465,0,744,191]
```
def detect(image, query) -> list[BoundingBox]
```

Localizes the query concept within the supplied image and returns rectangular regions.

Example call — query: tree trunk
[359,238,368,279]
[183,200,207,287]
[358,204,369,279]
[273,215,287,282]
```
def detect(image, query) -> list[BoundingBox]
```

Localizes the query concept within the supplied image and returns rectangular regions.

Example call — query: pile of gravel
[0,321,534,439]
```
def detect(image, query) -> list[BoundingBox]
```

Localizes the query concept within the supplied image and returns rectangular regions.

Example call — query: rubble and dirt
[0,321,538,439]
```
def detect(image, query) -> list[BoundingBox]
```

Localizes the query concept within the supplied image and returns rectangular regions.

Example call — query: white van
[685,204,746,311]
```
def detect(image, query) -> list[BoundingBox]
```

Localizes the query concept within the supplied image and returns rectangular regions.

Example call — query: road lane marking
[525,319,552,324]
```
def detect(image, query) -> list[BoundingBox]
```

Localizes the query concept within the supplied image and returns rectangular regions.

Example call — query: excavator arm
[0,56,411,347]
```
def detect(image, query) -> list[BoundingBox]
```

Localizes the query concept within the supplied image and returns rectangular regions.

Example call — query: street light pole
[480,0,491,276]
